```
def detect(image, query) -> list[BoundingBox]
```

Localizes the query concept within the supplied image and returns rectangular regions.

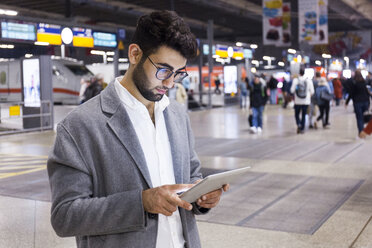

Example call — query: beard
[132,59,168,102]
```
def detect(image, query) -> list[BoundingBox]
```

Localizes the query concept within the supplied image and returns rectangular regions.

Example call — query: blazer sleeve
[184,112,210,215]
[47,124,147,237]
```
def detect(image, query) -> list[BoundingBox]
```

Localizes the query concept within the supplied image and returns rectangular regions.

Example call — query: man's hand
[359,131,367,139]
[196,184,229,209]
[142,184,194,216]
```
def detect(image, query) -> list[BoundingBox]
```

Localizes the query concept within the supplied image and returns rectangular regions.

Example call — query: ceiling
[1,0,372,63]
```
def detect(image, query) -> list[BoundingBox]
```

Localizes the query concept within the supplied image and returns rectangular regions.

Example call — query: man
[290,68,314,134]
[267,75,278,104]
[47,10,227,248]
[309,71,320,129]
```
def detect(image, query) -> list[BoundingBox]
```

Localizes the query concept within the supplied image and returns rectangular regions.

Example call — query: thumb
[168,184,194,194]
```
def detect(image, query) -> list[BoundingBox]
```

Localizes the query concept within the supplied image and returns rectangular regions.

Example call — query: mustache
[155,86,170,91]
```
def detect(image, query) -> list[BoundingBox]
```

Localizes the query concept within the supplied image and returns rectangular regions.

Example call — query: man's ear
[128,44,143,65]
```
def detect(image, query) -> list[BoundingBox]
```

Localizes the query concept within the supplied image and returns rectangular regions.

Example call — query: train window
[65,65,94,76]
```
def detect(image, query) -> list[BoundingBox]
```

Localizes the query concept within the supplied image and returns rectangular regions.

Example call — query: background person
[345,69,372,135]
[290,68,314,134]
[249,75,268,133]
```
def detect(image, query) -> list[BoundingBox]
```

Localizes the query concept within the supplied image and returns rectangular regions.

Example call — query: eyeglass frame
[146,56,189,82]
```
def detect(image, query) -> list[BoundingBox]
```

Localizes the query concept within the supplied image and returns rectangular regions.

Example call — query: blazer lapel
[101,83,153,188]
[164,107,183,184]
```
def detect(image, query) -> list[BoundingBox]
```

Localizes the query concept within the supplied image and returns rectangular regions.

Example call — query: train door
[0,63,9,101]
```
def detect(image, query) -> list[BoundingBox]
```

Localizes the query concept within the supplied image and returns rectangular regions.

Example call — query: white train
[0,56,94,105]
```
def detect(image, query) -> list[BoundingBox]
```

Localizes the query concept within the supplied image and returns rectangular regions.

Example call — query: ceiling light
[315,60,322,65]
[107,57,113,62]
[288,48,296,54]
[236,42,243,47]
[106,51,115,56]
[278,61,285,66]
[119,58,128,62]
[91,50,106,55]
[322,53,331,59]
[0,9,18,16]
[25,54,33,58]
[34,41,49,46]
[250,44,258,49]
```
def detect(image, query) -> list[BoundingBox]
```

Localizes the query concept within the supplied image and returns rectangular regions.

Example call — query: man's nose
[162,77,175,88]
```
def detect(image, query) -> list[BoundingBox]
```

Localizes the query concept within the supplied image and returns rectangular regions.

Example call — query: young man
[47,10,227,248]
[290,69,314,134]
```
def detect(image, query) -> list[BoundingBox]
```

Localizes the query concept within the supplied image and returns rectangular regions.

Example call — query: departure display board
[93,31,117,47]
[37,23,62,45]
[1,21,36,41]
[73,27,94,48]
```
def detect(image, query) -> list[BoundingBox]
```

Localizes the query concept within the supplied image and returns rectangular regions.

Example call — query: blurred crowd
[240,69,372,139]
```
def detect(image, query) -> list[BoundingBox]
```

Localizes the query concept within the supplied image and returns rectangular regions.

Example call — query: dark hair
[315,71,321,78]
[131,10,197,60]
[354,69,365,82]
[299,68,305,76]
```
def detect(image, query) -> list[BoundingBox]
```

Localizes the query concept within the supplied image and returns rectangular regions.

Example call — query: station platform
[0,103,371,248]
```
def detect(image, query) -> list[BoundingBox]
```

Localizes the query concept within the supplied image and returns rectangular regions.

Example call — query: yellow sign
[9,105,20,117]
[118,41,125,50]
[73,36,94,48]
[37,33,62,45]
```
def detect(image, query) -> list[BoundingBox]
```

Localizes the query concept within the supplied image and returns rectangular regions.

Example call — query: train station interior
[1,1,372,248]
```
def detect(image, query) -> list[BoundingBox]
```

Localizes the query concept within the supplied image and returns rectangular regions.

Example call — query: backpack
[295,79,307,99]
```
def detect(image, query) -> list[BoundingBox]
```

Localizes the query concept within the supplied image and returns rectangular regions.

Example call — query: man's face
[132,46,187,102]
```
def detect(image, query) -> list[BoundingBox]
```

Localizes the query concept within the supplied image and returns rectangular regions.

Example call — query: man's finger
[167,193,193,211]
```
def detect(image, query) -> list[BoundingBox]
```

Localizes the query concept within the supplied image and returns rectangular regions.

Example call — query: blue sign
[93,32,117,47]
[1,21,36,41]
[118,29,126,40]
[243,49,253,59]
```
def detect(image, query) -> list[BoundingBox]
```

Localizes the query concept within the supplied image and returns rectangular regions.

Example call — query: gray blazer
[47,82,207,248]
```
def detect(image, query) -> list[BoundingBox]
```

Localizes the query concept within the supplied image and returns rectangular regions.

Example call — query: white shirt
[290,76,314,105]
[114,77,185,248]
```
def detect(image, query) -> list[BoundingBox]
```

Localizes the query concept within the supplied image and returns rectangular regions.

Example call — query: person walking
[249,75,268,133]
[47,10,227,248]
[345,69,372,135]
[268,75,278,104]
[332,77,343,106]
[309,72,320,128]
[290,68,314,134]
[315,77,332,128]
[239,77,248,108]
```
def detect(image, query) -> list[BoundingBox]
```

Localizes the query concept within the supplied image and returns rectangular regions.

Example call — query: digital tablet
[179,166,251,203]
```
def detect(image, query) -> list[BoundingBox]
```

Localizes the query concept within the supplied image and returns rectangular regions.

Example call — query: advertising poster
[23,58,41,107]
[223,66,237,94]
[299,0,328,45]
[282,2,291,46]
[299,0,318,43]
[318,30,371,59]
[310,0,328,45]
[263,0,283,46]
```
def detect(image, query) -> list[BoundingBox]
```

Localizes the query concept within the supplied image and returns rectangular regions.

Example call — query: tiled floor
[0,103,371,247]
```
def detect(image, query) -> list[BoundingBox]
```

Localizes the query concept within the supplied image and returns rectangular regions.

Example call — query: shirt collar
[114,76,169,112]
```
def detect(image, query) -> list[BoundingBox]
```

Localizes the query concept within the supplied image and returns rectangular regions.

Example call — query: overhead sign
[93,31,117,47]
[216,45,244,59]
[37,23,62,45]
[1,21,36,41]
[72,27,94,48]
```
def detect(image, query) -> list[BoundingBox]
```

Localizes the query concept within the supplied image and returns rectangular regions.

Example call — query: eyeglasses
[147,56,188,82]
